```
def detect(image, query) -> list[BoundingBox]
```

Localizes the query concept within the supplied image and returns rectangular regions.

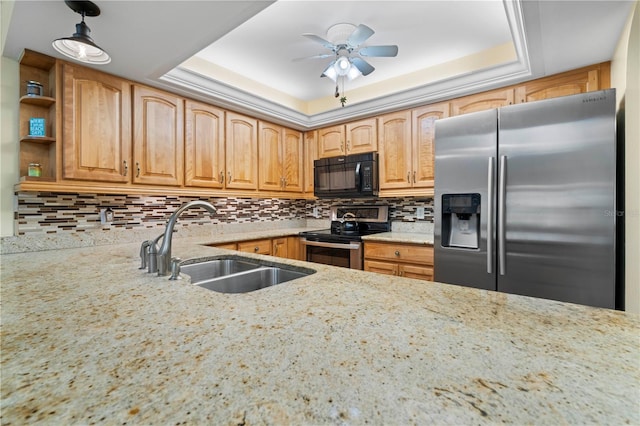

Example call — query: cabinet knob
[136,162,140,178]
[254,246,259,252]
[395,250,400,256]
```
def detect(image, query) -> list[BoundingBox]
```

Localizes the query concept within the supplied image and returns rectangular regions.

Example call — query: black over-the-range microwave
[314,152,379,198]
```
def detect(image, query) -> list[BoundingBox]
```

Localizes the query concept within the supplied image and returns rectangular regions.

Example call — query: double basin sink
[179,256,316,294]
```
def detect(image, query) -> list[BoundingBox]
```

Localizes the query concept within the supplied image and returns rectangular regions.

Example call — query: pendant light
[52,0,111,64]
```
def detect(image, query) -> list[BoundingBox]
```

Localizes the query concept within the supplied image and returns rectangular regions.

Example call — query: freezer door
[497,89,616,308]
[434,109,497,290]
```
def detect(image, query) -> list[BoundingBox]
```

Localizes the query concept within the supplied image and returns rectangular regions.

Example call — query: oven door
[300,238,363,270]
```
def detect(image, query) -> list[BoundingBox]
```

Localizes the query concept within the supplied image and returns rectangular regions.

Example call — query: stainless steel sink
[180,258,260,282]
[179,256,315,294]
[195,267,310,293]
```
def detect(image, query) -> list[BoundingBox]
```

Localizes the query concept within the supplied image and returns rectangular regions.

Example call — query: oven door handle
[301,238,361,250]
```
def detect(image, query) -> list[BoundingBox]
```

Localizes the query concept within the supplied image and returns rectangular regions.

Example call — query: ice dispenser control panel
[441,193,481,249]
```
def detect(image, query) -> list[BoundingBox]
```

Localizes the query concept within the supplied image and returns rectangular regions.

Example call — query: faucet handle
[139,240,151,269]
[169,257,182,281]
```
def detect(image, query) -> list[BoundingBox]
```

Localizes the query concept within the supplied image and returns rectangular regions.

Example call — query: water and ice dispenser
[441,193,481,249]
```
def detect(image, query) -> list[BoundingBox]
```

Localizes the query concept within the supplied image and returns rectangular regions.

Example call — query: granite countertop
[361,231,434,245]
[1,237,638,424]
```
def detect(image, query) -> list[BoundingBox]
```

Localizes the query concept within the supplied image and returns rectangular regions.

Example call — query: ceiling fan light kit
[298,22,398,105]
[52,0,110,64]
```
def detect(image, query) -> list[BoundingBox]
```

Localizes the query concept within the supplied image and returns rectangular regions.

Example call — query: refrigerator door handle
[487,157,495,274]
[498,155,507,275]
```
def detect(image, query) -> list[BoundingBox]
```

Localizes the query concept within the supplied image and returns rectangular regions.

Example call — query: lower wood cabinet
[212,236,301,260]
[364,241,434,281]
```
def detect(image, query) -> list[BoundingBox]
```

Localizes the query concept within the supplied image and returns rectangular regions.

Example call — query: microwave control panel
[361,164,373,191]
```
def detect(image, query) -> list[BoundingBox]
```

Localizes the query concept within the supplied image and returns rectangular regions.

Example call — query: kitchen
[1,0,639,424]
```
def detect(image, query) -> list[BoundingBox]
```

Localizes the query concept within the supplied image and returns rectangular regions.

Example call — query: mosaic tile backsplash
[14,192,434,235]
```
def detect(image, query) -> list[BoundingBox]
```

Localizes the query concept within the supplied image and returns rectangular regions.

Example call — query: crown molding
[159,0,535,131]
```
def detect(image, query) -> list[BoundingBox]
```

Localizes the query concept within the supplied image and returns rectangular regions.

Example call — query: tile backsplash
[14,192,434,236]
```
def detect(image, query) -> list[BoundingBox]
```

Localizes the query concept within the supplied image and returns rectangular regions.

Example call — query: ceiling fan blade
[292,53,334,62]
[351,57,375,76]
[303,33,336,51]
[347,24,374,48]
[359,45,398,57]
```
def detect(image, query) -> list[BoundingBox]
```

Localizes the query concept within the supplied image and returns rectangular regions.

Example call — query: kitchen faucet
[156,200,216,276]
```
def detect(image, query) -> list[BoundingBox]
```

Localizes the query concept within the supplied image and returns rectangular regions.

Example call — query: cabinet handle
[395,250,400,257]
[136,162,140,178]
[340,141,344,152]
[413,171,416,184]
[346,140,350,152]
[220,171,225,184]
[228,172,232,183]
[123,160,128,176]
[407,172,411,183]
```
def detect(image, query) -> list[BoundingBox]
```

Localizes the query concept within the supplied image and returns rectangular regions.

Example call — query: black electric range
[299,205,391,243]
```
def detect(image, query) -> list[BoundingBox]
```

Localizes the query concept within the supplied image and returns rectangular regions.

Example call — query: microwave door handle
[355,162,361,191]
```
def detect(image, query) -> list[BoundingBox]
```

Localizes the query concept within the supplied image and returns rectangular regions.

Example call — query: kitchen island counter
[1,240,638,424]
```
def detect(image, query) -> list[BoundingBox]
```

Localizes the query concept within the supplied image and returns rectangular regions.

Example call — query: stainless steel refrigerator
[434,89,617,309]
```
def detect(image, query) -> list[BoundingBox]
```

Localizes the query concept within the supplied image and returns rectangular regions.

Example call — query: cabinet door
[272,237,288,258]
[133,85,184,186]
[62,64,131,182]
[185,100,224,188]
[399,264,433,281]
[346,118,377,154]
[378,111,412,190]
[304,130,318,194]
[318,125,345,158]
[451,87,514,116]
[364,260,398,276]
[515,66,604,103]
[258,121,283,191]
[226,112,258,190]
[412,102,449,188]
[282,128,303,192]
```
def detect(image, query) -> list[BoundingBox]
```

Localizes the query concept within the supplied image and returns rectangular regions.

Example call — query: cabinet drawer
[213,242,237,250]
[237,238,272,255]
[364,242,433,265]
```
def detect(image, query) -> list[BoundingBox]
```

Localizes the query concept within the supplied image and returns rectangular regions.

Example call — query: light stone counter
[362,232,434,245]
[1,238,638,424]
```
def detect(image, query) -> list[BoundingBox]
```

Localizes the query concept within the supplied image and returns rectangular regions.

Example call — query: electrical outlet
[313,207,319,218]
[416,207,425,220]
[100,208,114,224]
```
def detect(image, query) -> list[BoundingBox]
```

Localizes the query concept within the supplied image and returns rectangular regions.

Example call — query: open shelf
[19,95,56,107]
[20,136,55,144]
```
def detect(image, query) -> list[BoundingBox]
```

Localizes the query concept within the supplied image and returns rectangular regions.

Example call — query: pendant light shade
[52,1,110,64]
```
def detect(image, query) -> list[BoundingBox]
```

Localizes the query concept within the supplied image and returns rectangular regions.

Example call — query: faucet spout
[157,200,216,276]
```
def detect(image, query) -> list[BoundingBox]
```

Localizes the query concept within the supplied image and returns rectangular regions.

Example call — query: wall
[0,56,19,238]
[611,2,640,314]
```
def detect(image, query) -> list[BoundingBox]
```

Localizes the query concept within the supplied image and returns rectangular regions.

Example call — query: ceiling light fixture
[52,0,111,65]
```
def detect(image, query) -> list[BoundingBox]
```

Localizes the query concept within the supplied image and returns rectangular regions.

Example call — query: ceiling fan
[295,23,399,82]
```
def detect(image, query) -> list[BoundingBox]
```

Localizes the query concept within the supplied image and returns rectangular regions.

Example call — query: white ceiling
[2,1,635,130]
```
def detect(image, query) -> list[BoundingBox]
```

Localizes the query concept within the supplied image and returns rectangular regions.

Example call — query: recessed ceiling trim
[160,0,534,130]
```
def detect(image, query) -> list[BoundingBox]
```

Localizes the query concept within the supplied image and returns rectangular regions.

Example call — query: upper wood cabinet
[378,103,448,192]
[514,63,609,103]
[411,102,449,188]
[132,85,184,186]
[62,63,132,183]
[451,87,514,116]
[258,122,303,192]
[225,112,258,190]
[185,100,225,188]
[317,118,377,158]
[378,111,412,190]
[346,118,377,154]
[303,130,318,194]
[282,128,303,192]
